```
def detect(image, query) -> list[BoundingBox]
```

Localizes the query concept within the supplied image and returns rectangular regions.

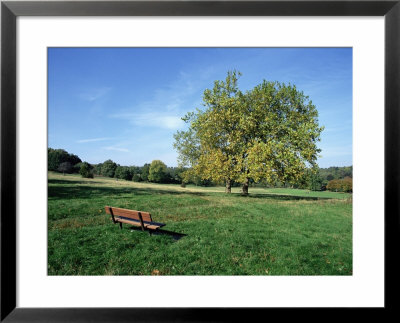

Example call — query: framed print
[1,0,399,321]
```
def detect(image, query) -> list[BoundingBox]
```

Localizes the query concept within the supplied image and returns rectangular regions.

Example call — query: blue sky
[48,47,352,168]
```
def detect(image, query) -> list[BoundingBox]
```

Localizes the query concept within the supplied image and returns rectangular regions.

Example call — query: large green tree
[148,160,167,183]
[174,71,324,195]
[174,71,243,193]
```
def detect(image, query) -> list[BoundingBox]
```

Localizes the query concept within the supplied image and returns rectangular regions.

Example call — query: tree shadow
[48,179,206,200]
[48,179,331,202]
[236,193,331,201]
[48,179,103,185]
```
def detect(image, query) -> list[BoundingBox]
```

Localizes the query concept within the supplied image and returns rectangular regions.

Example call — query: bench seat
[105,206,166,233]
[116,216,166,230]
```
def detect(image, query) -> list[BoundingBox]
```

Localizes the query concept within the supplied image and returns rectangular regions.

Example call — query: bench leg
[119,222,122,230]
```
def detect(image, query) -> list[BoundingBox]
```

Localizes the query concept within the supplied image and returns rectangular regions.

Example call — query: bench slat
[116,217,165,230]
[105,206,152,222]
[117,216,165,227]
[116,218,142,227]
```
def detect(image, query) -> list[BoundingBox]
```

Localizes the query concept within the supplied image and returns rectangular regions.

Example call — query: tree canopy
[79,162,94,178]
[327,177,352,193]
[57,161,73,175]
[115,166,133,181]
[101,159,118,178]
[48,148,81,172]
[148,160,167,183]
[174,71,324,194]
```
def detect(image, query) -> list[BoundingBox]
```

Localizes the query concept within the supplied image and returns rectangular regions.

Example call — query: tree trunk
[241,177,249,196]
[225,179,232,193]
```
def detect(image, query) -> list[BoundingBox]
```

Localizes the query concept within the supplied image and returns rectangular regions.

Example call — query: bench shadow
[128,227,187,241]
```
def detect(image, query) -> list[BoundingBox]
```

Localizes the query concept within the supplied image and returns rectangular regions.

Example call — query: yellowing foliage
[174,71,324,194]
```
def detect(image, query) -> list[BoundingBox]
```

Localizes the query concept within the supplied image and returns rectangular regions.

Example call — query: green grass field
[48,172,352,275]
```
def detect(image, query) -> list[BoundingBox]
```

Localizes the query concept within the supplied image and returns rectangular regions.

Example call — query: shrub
[327,177,352,193]
[115,166,132,181]
[326,179,340,192]
[341,177,353,193]
[93,163,103,176]
[79,162,94,178]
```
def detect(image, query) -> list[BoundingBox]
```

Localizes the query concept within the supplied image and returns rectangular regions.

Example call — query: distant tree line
[319,166,352,192]
[48,148,82,174]
[90,159,187,184]
[48,147,352,191]
[319,166,352,182]
[48,148,189,184]
[246,165,352,192]
[304,166,352,192]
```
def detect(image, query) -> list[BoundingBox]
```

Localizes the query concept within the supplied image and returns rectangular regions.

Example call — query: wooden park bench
[105,206,166,234]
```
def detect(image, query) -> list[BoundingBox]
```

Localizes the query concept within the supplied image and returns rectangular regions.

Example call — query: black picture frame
[1,0,399,321]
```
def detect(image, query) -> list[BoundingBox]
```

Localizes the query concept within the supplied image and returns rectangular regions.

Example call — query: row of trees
[48,148,208,184]
[302,166,352,192]
[319,166,352,182]
[48,148,82,174]
[174,71,324,195]
[48,147,352,191]
[293,168,352,192]
[91,159,185,183]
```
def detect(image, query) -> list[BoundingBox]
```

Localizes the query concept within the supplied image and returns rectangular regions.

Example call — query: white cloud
[103,146,130,153]
[110,112,184,130]
[108,69,213,130]
[156,115,184,130]
[77,137,113,143]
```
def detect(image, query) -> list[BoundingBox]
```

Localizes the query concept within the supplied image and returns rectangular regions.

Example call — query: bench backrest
[105,206,153,223]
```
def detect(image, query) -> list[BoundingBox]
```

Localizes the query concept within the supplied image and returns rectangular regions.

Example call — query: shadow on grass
[127,226,187,241]
[48,178,331,202]
[48,179,104,185]
[240,193,331,201]
[48,179,206,200]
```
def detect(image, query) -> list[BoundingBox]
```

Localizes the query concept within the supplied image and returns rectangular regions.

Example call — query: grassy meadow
[48,172,352,275]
